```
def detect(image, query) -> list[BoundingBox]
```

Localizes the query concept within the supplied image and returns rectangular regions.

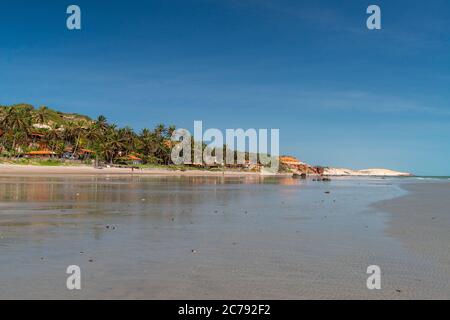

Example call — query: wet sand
[373,181,450,298]
[0,175,449,299]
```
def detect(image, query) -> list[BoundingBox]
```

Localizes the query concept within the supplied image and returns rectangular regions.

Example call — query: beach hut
[25,150,57,159]
[126,155,143,165]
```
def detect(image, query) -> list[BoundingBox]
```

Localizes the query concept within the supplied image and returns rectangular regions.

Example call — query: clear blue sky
[1,0,449,175]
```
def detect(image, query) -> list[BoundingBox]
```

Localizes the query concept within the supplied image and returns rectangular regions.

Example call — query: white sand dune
[324,167,412,177]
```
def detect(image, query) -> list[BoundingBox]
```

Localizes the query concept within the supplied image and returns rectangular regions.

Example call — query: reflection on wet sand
[1,176,449,299]
[0,175,299,244]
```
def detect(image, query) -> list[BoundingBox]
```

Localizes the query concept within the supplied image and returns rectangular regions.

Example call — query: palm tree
[0,104,180,165]
[139,128,157,156]
[85,126,100,144]
[167,125,176,138]
[1,106,32,154]
[45,125,63,152]
[154,123,166,137]
[100,127,127,164]
[0,107,6,140]
[94,115,109,133]
[73,121,87,156]
[0,106,6,123]
[33,106,52,124]
[118,126,137,154]
[63,121,85,156]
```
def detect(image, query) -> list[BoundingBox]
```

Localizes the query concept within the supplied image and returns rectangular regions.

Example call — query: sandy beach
[0,175,449,299]
[0,164,287,177]
[374,182,450,285]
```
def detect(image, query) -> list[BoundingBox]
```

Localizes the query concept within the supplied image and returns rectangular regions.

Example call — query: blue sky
[1,0,449,175]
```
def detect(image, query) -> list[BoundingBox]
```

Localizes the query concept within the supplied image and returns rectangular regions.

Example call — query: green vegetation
[0,158,84,166]
[0,104,278,172]
[0,104,176,165]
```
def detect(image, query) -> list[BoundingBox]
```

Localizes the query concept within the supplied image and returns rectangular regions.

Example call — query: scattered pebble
[191,249,197,254]
[89,259,94,263]
[395,289,402,293]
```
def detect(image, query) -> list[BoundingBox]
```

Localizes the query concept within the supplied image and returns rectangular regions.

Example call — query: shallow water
[0,175,448,299]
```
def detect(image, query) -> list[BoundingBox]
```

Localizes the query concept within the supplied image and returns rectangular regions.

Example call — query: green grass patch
[0,158,82,167]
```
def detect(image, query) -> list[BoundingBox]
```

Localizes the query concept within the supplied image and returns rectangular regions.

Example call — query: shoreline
[0,163,414,178]
[0,163,292,177]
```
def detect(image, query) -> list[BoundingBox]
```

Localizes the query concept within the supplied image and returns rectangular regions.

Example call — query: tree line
[0,104,176,165]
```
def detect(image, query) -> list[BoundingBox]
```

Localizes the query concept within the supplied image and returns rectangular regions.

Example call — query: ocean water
[414,176,450,180]
[0,175,448,299]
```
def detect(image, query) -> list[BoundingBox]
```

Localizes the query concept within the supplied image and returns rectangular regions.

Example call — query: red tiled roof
[26,150,56,155]
[127,155,142,161]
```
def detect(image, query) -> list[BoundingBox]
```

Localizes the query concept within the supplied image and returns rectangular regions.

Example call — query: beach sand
[0,164,282,177]
[373,182,450,292]
[0,175,449,299]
